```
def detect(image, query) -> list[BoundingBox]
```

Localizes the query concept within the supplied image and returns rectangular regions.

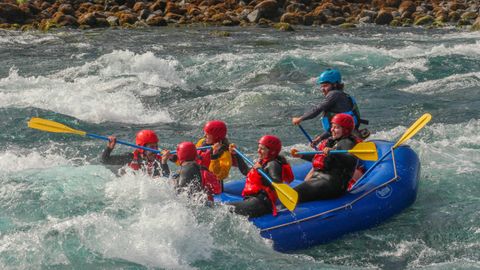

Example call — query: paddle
[298,124,317,150]
[350,113,432,190]
[27,117,211,155]
[295,141,378,161]
[233,148,298,212]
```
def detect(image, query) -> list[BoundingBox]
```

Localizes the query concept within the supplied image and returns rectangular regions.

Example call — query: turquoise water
[0,26,479,269]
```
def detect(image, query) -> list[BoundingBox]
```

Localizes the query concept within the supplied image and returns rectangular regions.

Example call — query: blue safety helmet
[316,69,342,85]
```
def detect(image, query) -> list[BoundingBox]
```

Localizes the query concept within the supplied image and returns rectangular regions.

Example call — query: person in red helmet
[290,113,361,202]
[195,120,234,191]
[101,129,170,177]
[172,142,221,200]
[228,135,294,217]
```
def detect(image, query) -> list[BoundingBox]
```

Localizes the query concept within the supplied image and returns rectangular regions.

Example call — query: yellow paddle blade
[28,117,86,136]
[349,141,378,161]
[393,113,432,148]
[272,182,298,211]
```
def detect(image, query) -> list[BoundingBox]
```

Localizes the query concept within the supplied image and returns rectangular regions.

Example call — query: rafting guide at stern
[292,68,370,143]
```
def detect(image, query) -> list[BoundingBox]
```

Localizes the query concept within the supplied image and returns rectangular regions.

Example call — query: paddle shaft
[298,125,318,150]
[233,148,276,185]
[87,133,210,155]
[297,150,352,155]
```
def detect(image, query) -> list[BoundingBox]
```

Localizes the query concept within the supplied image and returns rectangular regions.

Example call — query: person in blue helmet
[292,68,369,144]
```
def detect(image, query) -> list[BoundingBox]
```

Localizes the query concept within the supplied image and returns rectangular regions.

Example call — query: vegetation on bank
[0,0,479,32]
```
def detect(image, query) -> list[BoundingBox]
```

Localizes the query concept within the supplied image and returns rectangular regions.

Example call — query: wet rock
[58,4,74,15]
[253,0,279,20]
[51,12,78,27]
[106,15,119,26]
[471,17,480,31]
[375,10,393,25]
[273,22,294,31]
[414,15,434,25]
[339,22,356,28]
[398,1,416,14]
[0,3,30,23]
[280,12,303,24]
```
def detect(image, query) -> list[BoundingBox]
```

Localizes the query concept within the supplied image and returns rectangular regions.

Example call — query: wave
[0,50,182,124]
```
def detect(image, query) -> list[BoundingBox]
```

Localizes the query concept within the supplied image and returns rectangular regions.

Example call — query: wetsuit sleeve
[174,163,202,192]
[323,139,357,172]
[160,162,170,177]
[234,154,250,176]
[300,92,337,121]
[101,148,133,165]
[209,150,232,181]
[263,161,283,184]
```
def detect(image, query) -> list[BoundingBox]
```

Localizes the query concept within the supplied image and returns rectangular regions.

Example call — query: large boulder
[375,10,393,25]
[0,3,30,23]
[398,1,416,15]
[280,12,303,24]
[253,0,279,20]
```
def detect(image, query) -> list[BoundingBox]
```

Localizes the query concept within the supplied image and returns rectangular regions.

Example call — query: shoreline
[0,0,479,32]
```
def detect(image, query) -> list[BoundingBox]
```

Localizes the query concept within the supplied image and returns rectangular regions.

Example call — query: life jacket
[129,149,162,175]
[320,94,368,131]
[241,158,294,216]
[196,138,232,181]
[312,136,363,170]
[200,166,221,201]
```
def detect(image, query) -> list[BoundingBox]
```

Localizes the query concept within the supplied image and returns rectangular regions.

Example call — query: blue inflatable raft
[214,140,421,252]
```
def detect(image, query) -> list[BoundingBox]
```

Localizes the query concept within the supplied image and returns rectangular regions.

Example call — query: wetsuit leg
[294,177,343,203]
[228,193,272,218]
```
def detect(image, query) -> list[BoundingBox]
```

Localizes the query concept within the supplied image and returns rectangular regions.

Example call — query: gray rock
[247,9,260,23]
[106,16,119,26]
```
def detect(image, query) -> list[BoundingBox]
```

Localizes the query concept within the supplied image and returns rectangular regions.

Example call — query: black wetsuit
[172,161,203,195]
[228,155,286,218]
[294,137,358,202]
[101,147,170,177]
[301,90,364,140]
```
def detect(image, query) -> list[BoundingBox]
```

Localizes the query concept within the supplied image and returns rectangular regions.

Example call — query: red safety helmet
[331,113,354,136]
[176,141,197,164]
[204,120,227,143]
[258,135,282,159]
[135,130,159,146]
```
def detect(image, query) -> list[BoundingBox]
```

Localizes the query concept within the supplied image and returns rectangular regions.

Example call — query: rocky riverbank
[1,0,479,31]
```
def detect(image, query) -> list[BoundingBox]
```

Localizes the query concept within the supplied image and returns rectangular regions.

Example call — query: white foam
[0,148,72,173]
[368,119,480,175]
[0,50,182,124]
[399,71,480,94]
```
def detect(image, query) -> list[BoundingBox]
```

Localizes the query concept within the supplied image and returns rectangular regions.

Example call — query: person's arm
[229,144,250,176]
[263,160,283,185]
[175,163,202,191]
[323,139,357,171]
[101,147,133,165]
[300,93,337,121]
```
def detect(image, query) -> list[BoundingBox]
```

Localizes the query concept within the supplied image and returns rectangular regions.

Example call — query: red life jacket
[312,136,363,170]
[200,166,221,201]
[128,150,161,175]
[196,148,211,168]
[241,159,294,216]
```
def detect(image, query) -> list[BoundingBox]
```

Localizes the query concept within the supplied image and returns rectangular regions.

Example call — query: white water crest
[0,50,184,124]
[399,71,480,95]
[0,148,74,173]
